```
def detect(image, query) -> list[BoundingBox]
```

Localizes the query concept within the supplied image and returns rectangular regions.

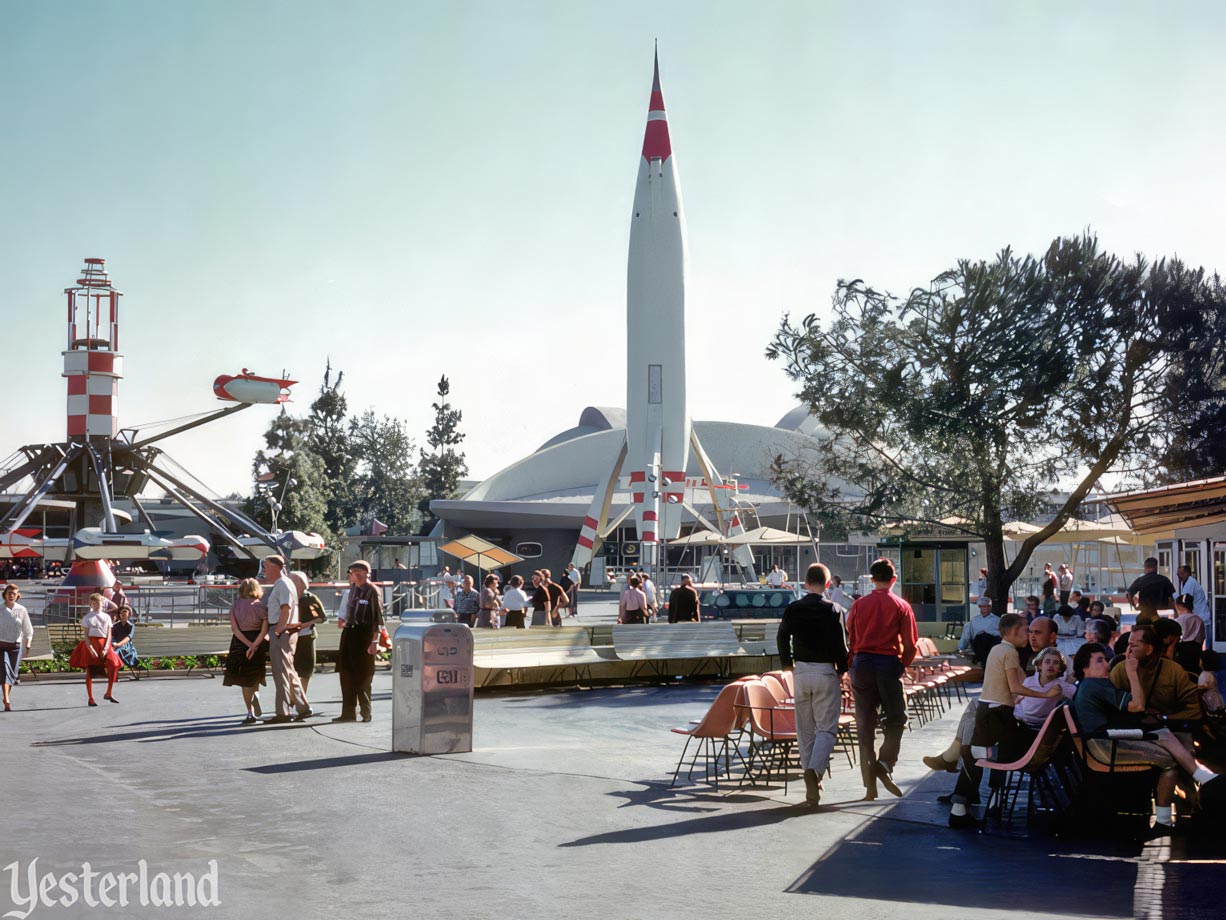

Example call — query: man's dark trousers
[850,652,907,786]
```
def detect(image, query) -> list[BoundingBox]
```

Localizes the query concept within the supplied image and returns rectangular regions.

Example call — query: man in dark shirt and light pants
[778,563,849,805]
[846,558,919,800]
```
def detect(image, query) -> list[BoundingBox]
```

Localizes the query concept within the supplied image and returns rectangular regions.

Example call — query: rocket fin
[689,429,756,576]
[571,435,628,567]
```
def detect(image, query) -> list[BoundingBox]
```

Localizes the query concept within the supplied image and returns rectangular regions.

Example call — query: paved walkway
[1,669,1220,919]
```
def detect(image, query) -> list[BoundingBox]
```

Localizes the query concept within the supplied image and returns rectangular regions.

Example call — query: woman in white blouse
[68,593,122,706]
[1,585,34,711]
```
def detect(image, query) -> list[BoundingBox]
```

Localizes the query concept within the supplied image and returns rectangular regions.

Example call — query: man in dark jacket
[667,574,700,622]
[334,560,383,723]
[778,562,849,805]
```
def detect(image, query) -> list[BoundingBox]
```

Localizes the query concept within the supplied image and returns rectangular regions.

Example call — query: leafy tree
[348,409,423,535]
[245,410,333,549]
[418,375,467,533]
[766,234,1225,604]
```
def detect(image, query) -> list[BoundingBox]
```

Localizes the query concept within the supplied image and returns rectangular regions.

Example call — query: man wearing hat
[263,555,310,723]
[335,560,384,723]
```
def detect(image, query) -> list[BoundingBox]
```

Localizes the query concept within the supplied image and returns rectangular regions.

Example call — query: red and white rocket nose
[641,51,672,161]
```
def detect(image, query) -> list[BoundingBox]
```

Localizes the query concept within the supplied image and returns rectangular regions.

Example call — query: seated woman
[110,605,142,678]
[1014,647,1076,731]
[1054,604,1086,656]
[68,593,122,705]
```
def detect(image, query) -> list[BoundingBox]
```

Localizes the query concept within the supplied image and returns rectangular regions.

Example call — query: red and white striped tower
[63,258,123,440]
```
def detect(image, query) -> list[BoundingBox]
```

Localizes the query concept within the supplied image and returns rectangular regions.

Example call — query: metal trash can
[392,618,474,754]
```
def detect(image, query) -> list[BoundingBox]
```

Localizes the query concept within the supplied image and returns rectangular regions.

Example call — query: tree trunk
[984,537,1014,610]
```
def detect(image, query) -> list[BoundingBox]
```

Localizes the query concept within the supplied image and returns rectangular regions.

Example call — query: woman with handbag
[478,573,501,628]
[1,584,33,711]
[223,578,270,725]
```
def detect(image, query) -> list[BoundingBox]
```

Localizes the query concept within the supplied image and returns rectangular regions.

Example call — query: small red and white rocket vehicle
[213,369,297,405]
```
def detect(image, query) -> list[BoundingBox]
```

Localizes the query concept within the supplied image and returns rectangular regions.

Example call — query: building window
[516,542,542,558]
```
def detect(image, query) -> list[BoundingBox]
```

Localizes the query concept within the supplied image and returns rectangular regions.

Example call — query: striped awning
[1105,476,1226,534]
[438,534,523,571]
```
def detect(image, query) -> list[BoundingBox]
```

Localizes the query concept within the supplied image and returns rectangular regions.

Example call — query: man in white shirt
[562,563,582,617]
[1176,565,1211,636]
[958,596,1001,656]
[765,565,787,588]
[262,555,309,723]
[826,576,854,609]
[439,566,457,609]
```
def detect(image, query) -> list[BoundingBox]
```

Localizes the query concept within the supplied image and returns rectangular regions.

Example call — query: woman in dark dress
[223,578,269,725]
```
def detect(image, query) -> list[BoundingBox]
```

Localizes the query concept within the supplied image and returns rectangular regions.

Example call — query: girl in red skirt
[68,593,122,706]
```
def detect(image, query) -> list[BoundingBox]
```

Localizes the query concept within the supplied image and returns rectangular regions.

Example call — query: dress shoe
[104,695,119,703]
[332,716,357,723]
[948,811,979,830]
[242,716,258,725]
[937,792,980,805]
[298,707,314,718]
[803,769,822,805]
[361,714,372,723]
[264,715,293,725]
[88,700,98,707]
[874,761,902,797]
[923,754,959,774]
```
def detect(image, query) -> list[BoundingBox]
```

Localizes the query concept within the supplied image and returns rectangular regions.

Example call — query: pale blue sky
[2,1,1224,496]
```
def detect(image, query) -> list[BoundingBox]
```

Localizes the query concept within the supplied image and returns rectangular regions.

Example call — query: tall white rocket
[625,52,688,548]
[573,52,752,570]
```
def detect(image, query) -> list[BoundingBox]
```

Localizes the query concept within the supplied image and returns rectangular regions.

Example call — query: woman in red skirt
[68,593,122,706]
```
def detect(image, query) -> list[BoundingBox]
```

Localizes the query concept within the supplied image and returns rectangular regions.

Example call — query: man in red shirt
[846,558,919,800]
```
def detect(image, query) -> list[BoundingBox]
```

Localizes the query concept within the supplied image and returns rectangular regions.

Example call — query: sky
[2,1,1225,499]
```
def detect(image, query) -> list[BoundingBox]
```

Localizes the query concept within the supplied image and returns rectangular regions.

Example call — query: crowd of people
[216,556,388,725]
[776,556,1223,830]
[435,563,584,628]
[933,555,1223,830]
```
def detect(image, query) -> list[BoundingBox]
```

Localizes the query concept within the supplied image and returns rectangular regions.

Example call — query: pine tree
[418,375,468,533]
[308,360,357,532]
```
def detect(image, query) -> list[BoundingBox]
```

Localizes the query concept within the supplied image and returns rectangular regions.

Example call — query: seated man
[1110,625,1200,723]
[1025,616,1073,678]
[958,596,1001,663]
[1084,617,1113,649]
[949,613,1063,828]
[1072,643,1218,830]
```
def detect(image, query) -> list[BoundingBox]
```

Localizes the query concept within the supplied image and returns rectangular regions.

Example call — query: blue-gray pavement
[1,661,1220,919]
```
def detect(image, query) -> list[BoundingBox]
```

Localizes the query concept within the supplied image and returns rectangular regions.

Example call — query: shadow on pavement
[246,751,411,774]
[788,781,1226,919]
[31,719,316,746]
[559,803,811,848]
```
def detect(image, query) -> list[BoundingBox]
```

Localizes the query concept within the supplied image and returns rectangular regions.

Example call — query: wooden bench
[731,621,780,660]
[128,625,232,675]
[23,627,54,663]
[17,627,55,680]
[472,627,617,687]
[612,622,746,678]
